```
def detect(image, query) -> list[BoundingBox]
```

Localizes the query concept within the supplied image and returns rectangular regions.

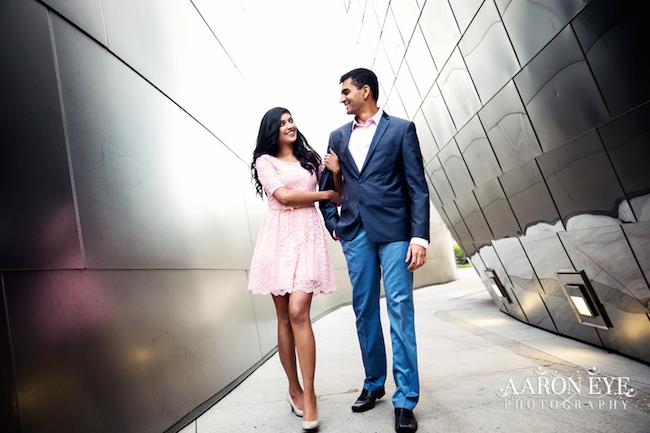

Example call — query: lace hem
[249,279,337,296]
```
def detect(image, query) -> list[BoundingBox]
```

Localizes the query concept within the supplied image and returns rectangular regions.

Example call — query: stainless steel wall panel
[381,9,406,72]
[438,140,474,197]
[389,0,421,43]
[455,193,493,242]
[537,130,630,230]
[497,0,588,65]
[394,64,422,118]
[421,83,456,147]
[443,202,473,244]
[519,231,601,345]
[454,115,501,185]
[448,0,484,33]
[0,0,83,270]
[459,0,520,102]
[479,244,528,321]
[559,225,650,305]
[573,0,650,117]
[478,81,541,172]
[492,238,556,331]
[52,16,253,270]
[100,0,251,160]
[468,253,503,308]
[405,27,437,97]
[426,156,455,205]
[514,25,609,152]
[623,222,650,289]
[438,48,482,128]
[3,268,260,433]
[413,109,438,163]
[499,160,563,234]
[558,226,650,361]
[597,102,650,222]
[41,0,107,45]
[474,178,521,239]
[418,0,460,68]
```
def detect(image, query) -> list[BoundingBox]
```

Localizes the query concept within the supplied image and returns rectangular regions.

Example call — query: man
[319,68,429,433]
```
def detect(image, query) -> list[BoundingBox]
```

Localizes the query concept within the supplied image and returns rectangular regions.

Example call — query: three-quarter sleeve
[256,155,284,197]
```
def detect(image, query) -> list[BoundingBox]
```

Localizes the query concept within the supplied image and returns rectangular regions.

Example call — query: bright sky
[194,0,373,155]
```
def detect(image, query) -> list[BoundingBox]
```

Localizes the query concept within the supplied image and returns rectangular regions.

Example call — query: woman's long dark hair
[251,107,322,198]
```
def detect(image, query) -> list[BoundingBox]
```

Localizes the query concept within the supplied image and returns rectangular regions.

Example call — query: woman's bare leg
[288,291,317,421]
[272,294,303,410]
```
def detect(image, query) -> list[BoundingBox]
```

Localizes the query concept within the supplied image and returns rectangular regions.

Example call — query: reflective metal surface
[448,0,483,33]
[41,0,107,44]
[474,178,521,239]
[455,193,493,242]
[0,0,83,270]
[418,0,460,68]
[499,160,562,233]
[497,0,587,65]
[492,238,556,332]
[438,48,482,129]
[598,102,650,222]
[4,269,260,433]
[536,130,630,229]
[459,0,520,102]
[519,231,602,345]
[454,115,501,185]
[514,25,609,151]
[52,15,254,269]
[478,81,541,172]
[573,0,650,117]
[354,0,650,363]
[438,139,474,197]
[558,226,650,361]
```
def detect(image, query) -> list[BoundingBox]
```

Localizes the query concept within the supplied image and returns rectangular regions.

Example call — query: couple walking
[248,68,430,433]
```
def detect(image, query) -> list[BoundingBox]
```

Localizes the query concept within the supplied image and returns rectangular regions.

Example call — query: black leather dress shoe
[395,408,417,433]
[351,387,385,412]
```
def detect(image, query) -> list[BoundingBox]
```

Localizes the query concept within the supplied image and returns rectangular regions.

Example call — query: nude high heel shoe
[287,393,303,417]
[301,402,319,431]
[301,418,319,431]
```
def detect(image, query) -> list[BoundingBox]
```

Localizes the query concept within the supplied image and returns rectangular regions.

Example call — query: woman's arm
[273,188,340,207]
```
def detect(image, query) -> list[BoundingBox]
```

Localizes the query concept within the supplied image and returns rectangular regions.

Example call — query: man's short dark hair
[340,68,379,101]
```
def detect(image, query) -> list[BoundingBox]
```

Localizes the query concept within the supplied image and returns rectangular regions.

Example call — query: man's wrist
[409,237,429,249]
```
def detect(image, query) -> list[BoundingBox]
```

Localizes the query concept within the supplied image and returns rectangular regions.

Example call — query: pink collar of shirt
[352,108,384,130]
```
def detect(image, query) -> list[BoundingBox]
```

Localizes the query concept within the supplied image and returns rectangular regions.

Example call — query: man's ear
[363,84,370,100]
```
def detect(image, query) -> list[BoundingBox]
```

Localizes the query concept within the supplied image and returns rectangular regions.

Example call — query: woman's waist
[267,203,316,211]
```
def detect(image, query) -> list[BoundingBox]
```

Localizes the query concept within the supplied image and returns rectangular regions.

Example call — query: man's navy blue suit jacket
[319,111,430,243]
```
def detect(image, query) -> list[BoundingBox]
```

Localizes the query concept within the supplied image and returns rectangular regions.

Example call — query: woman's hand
[323,149,340,174]
[325,190,342,206]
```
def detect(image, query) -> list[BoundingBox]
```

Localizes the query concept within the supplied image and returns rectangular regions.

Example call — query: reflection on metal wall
[347,0,650,364]
[0,1,455,433]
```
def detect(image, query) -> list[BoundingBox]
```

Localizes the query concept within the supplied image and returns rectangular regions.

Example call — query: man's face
[340,77,367,115]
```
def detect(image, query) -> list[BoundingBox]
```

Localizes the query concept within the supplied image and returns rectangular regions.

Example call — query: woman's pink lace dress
[248,154,337,296]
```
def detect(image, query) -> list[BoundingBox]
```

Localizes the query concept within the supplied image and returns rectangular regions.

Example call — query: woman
[249,107,341,431]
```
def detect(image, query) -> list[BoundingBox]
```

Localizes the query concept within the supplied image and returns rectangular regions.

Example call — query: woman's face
[277,112,297,146]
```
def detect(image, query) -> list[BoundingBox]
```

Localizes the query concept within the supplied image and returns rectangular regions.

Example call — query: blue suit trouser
[341,227,419,410]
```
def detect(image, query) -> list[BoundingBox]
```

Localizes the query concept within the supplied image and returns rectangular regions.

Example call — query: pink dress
[248,154,337,296]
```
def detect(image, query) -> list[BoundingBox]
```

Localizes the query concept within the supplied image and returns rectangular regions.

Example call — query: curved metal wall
[0,1,456,433]
[346,0,650,364]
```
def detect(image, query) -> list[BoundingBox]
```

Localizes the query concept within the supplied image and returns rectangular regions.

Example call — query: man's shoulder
[331,121,352,135]
[385,113,412,129]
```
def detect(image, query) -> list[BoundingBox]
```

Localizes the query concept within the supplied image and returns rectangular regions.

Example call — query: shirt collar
[352,108,384,130]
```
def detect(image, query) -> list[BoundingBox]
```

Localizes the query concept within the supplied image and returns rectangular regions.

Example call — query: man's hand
[405,243,426,272]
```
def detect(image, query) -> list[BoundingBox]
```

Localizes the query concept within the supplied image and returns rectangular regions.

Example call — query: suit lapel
[360,112,390,175]
[340,122,360,178]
